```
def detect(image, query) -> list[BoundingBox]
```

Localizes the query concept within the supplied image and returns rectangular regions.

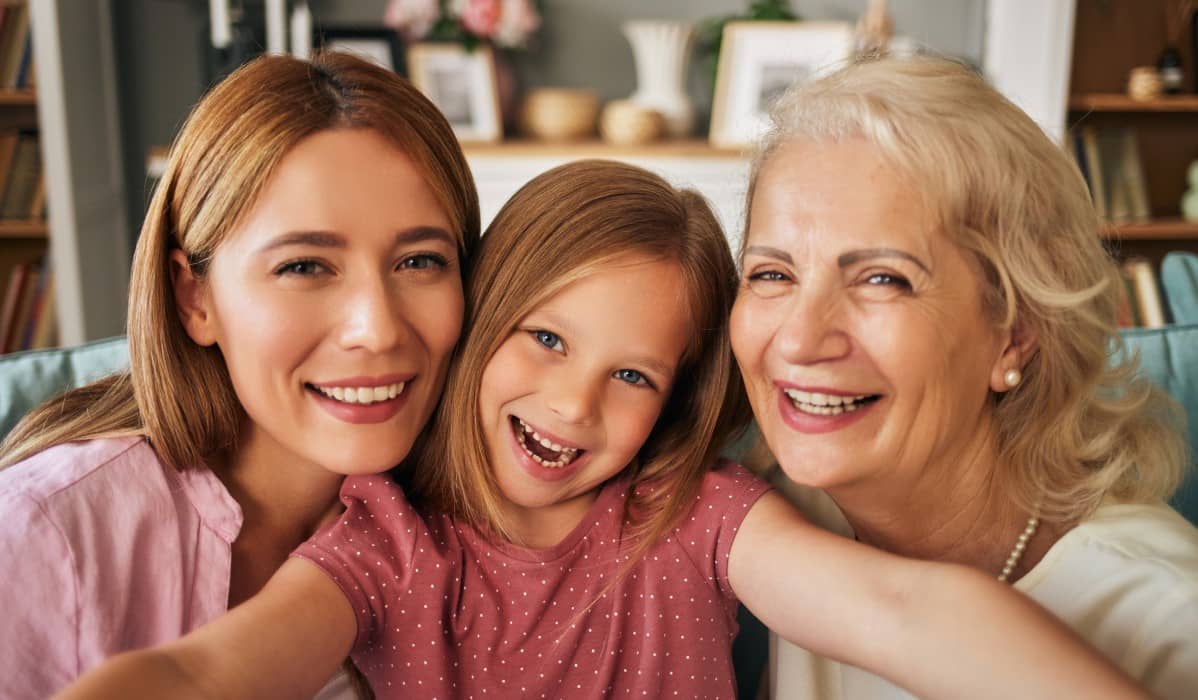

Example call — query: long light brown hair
[750,55,1185,523]
[408,159,750,554]
[0,52,480,471]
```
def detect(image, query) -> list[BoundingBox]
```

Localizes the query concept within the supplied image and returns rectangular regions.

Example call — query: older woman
[730,56,1198,699]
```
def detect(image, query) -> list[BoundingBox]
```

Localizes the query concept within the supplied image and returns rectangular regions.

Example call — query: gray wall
[110,0,984,223]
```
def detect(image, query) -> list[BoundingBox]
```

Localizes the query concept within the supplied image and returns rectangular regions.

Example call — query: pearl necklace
[997,515,1040,582]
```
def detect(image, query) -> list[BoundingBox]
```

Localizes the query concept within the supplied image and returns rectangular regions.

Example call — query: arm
[0,499,79,699]
[53,558,356,700]
[728,492,1148,700]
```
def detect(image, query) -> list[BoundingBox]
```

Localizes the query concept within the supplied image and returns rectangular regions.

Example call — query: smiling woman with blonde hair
[731,55,1198,698]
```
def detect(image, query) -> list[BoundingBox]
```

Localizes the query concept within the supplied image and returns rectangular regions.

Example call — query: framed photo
[407,43,503,144]
[709,22,856,149]
[314,27,403,73]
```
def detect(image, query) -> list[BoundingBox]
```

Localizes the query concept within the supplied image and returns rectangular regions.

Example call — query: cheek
[409,283,466,361]
[729,297,772,370]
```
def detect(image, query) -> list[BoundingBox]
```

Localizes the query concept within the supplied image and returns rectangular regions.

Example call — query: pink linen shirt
[0,437,241,698]
[294,459,771,699]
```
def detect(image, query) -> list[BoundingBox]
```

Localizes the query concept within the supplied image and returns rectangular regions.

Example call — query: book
[0,3,29,89]
[0,260,29,353]
[0,131,39,219]
[1115,265,1139,328]
[19,262,50,350]
[1079,125,1107,219]
[1120,129,1150,222]
[29,268,55,349]
[1123,258,1167,328]
[0,131,20,197]
[1097,128,1131,223]
[3,260,38,353]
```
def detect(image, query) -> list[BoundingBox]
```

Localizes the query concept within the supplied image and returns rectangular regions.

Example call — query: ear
[170,249,219,347]
[989,318,1039,393]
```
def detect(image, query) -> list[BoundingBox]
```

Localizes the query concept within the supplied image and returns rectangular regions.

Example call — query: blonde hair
[749,55,1185,524]
[409,159,750,553]
[1,52,480,471]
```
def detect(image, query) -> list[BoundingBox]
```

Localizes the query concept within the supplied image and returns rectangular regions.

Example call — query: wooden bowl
[520,88,600,141]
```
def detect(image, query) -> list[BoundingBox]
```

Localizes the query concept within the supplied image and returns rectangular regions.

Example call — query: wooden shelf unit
[1067,0,1198,262]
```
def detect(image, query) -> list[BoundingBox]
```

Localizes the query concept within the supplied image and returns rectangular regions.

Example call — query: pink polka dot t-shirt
[293,459,770,698]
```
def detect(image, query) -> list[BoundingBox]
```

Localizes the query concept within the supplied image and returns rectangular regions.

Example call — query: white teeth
[315,381,406,405]
[782,388,873,416]
[514,418,580,468]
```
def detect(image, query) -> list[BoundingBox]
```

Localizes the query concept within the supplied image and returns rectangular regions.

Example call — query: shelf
[1100,219,1198,240]
[462,138,748,160]
[0,90,37,107]
[0,220,48,239]
[1069,93,1198,113]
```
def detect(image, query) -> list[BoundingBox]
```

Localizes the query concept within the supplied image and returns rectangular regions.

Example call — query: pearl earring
[1004,368,1022,388]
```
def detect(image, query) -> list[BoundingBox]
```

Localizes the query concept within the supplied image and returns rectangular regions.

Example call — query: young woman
[57,160,1146,699]
[0,52,478,700]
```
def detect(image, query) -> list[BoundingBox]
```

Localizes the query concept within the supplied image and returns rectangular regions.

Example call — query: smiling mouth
[783,388,881,416]
[308,381,406,405]
[509,416,585,468]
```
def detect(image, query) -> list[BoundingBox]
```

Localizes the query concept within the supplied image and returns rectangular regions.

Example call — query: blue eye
[399,253,448,271]
[866,273,911,289]
[614,368,648,386]
[274,260,325,276]
[532,330,563,352]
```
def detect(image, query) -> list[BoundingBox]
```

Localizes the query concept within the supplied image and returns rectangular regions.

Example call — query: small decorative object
[1128,66,1164,101]
[1182,160,1198,221]
[710,21,855,149]
[855,0,894,57]
[406,43,503,143]
[519,88,600,142]
[383,0,542,49]
[599,100,665,146]
[1158,45,1185,94]
[313,28,403,72]
[622,20,697,138]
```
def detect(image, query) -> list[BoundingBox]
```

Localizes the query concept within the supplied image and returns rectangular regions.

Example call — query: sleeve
[673,460,772,599]
[0,493,80,700]
[291,475,424,653]
[1131,587,1198,700]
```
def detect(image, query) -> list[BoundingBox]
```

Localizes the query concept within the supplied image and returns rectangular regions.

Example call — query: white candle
[290,2,312,59]
[266,0,287,54]
[209,0,231,49]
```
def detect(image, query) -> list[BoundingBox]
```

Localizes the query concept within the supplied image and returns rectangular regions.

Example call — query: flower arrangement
[384,0,542,49]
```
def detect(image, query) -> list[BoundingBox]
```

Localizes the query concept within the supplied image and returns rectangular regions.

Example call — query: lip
[506,415,589,483]
[308,375,415,425]
[774,382,879,435]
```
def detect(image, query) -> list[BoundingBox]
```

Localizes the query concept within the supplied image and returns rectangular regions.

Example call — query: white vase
[622,20,696,138]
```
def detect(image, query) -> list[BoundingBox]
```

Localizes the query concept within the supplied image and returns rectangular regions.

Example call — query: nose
[774,286,851,366]
[337,276,414,352]
[544,365,602,426]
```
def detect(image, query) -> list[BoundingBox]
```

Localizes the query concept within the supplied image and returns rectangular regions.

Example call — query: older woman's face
[730,138,1011,491]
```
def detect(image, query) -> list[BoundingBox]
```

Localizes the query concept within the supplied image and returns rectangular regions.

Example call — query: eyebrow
[837,248,930,273]
[743,245,792,264]
[255,226,456,254]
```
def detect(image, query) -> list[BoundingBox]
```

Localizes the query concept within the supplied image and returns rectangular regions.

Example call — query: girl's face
[176,128,464,479]
[730,138,1010,496]
[478,254,692,546]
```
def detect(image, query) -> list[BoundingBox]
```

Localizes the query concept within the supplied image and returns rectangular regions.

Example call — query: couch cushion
[1118,324,1198,522]
[1161,252,1198,325]
[0,336,129,439]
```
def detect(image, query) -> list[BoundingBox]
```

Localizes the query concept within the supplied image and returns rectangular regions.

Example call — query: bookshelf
[1067,0,1198,264]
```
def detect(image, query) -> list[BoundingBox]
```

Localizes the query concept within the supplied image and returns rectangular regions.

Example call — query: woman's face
[730,138,1011,493]
[176,128,464,478]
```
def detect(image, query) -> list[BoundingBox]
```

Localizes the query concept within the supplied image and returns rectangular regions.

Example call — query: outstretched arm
[53,558,356,700]
[729,492,1148,700]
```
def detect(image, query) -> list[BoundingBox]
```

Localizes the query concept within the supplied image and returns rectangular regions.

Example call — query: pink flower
[456,0,502,38]
[383,0,440,40]
[493,0,541,47]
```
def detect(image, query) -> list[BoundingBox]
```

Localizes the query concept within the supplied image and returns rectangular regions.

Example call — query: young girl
[59,161,1145,699]
[0,52,478,699]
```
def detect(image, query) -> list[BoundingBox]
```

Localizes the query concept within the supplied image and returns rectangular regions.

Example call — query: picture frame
[407,43,503,144]
[709,22,856,149]
[313,27,403,73]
